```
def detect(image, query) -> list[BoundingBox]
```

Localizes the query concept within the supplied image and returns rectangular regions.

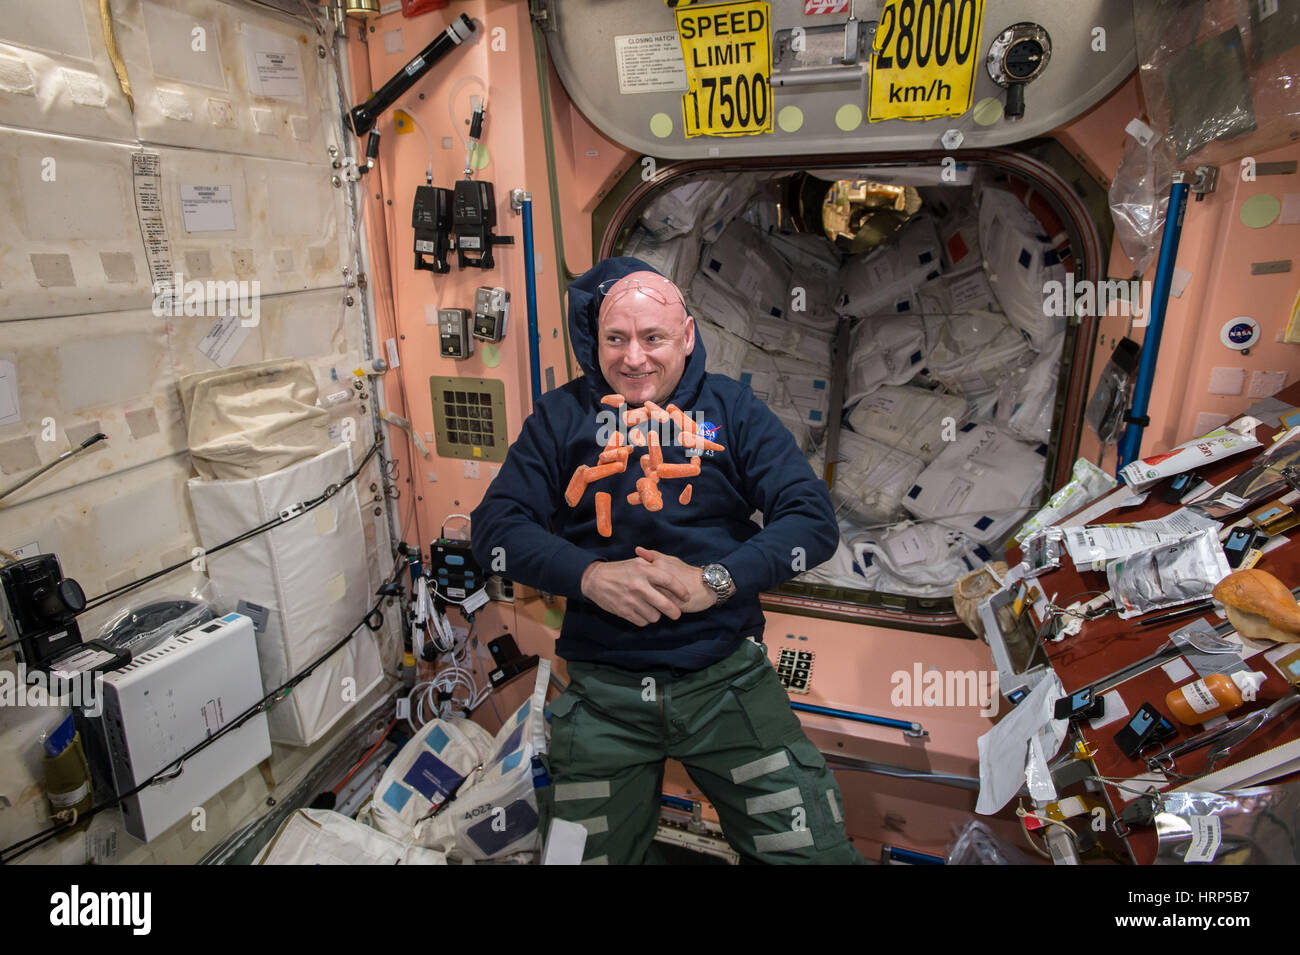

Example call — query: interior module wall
[0,0,399,864]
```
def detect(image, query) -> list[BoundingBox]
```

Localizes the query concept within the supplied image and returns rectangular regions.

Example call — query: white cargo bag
[1002,337,1063,443]
[916,264,997,314]
[361,716,496,838]
[903,422,1047,545]
[688,273,753,339]
[978,188,1068,349]
[414,662,552,862]
[699,174,761,243]
[695,317,750,381]
[846,385,970,463]
[740,349,829,428]
[845,306,928,405]
[796,531,877,590]
[640,177,726,240]
[188,443,383,746]
[921,309,1033,396]
[698,219,792,322]
[623,225,701,291]
[788,281,841,333]
[763,229,842,281]
[857,521,992,594]
[837,215,943,319]
[812,429,926,525]
[255,808,446,865]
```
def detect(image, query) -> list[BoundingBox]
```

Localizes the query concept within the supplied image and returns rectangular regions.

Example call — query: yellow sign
[868,0,984,122]
[675,0,772,138]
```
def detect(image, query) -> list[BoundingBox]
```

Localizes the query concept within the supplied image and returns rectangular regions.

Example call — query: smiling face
[596,271,695,406]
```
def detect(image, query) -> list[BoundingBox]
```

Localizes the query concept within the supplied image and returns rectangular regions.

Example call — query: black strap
[1124,413,1150,427]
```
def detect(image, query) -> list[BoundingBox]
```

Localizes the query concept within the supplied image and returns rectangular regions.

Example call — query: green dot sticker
[1240,193,1281,228]
[835,104,862,132]
[481,343,501,367]
[778,105,804,133]
[649,112,674,138]
[470,143,490,170]
[543,607,564,629]
[973,97,1002,127]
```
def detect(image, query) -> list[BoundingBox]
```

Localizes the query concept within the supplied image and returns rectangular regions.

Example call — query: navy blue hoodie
[470,257,838,669]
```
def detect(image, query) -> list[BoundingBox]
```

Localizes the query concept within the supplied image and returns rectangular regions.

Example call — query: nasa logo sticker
[698,421,719,441]
[1220,316,1259,351]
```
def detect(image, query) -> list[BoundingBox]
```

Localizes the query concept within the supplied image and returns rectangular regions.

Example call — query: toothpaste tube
[1118,417,1262,492]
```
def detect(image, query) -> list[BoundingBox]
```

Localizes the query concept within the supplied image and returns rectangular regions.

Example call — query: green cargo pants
[544,638,866,864]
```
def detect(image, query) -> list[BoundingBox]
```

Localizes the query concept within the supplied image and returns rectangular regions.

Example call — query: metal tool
[1146,691,1300,776]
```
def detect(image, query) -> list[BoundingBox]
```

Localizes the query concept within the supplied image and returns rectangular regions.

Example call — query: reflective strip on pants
[555,781,611,802]
[753,829,816,853]
[730,751,790,784]
[745,787,803,816]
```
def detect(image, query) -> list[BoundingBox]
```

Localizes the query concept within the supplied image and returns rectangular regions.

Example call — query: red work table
[1014,382,1300,865]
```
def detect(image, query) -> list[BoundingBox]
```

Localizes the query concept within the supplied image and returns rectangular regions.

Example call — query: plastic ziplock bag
[1020,527,1065,578]
[1108,120,1175,276]
[1119,418,1263,491]
[1107,526,1231,619]
[1190,425,1300,520]
[1084,338,1141,445]
[946,819,1032,865]
[1015,457,1118,543]
[1156,782,1300,865]
[95,579,219,656]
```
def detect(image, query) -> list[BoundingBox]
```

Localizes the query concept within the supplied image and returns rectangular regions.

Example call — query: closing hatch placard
[675,0,773,138]
[868,0,984,122]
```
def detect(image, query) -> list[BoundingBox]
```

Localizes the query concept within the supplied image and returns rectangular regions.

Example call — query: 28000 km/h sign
[868,0,985,122]
[675,0,773,138]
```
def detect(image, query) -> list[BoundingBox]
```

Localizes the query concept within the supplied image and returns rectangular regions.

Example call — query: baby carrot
[657,459,700,479]
[636,477,663,512]
[626,491,642,505]
[564,465,589,507]
[597,446,632,465]
[604,429,624,449]
[629,428,647,447]
[624,408,649,426]
[601,394,625,407]
[644,400,671,423]
[584,460,626,482]
[681,431,724,452]
[679,484,693,506]
[648,429,663,470]
[595,492,612,537]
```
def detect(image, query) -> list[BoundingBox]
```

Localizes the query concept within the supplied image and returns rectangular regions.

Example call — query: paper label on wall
[243,25,304,101]
[614,32,688,94]
[180,184,236,233]
[385,337,401,369]
[868,0,985,121]
[675,1,773,137]
[197,312,253,367]
[0,359,20,426]
[1184,814,1222,863]
[132,152,174,293]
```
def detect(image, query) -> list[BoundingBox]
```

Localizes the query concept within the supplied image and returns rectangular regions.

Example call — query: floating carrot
[601,394,625,407]
[597,446,632,465]
[644,400,671,423]
[636,476,663,512]
[639,453,653,475]
[679,484,693,506]
[595,492,612,537]
[626,491,642,505]
[681,431,724,452]
[629,428,647,447]
[648,429,663,470]
[666,405,685,432]
[604,429,624,449]
[584,460,626,482]
[624,408,649,427]
[564,465,589,507]
[658,459,701,479]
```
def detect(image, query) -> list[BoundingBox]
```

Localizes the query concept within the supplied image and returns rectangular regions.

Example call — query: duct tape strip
[132,152,173,294]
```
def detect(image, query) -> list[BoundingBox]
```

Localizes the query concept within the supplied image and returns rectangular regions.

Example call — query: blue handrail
[521,195,542,404]
[1117,179,1191,471]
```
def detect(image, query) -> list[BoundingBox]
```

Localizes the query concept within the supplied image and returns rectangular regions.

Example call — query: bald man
[472,257,864,864]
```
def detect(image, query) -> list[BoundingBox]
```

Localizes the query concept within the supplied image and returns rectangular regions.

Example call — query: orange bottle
[1165,671,1266,725]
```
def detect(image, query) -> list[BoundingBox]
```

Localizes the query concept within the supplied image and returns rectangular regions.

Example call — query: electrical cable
[80,439,382,612]
[332,718,398,796]
[0,554,408,864]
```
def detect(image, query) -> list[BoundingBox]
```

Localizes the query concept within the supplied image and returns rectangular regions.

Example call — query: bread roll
[1213,569,1300,644]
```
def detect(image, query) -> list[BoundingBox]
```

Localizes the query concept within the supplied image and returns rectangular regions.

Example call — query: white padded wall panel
[117,0,331,162]
[0,0,136,141]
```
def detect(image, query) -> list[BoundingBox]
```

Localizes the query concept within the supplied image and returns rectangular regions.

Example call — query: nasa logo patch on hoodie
[688,421,721,457]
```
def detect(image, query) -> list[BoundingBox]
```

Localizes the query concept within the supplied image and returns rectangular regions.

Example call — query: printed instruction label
[1185,814,1222,863]
[614,32,689,94]
[197,312,253,367]
[885,526,927,566]
[0,359,20,427]
[132,151,174,293]
[244,25,304,100]
[180,184,236,233]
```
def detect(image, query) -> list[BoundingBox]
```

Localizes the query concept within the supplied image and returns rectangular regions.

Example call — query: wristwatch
[701,563,736,605]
